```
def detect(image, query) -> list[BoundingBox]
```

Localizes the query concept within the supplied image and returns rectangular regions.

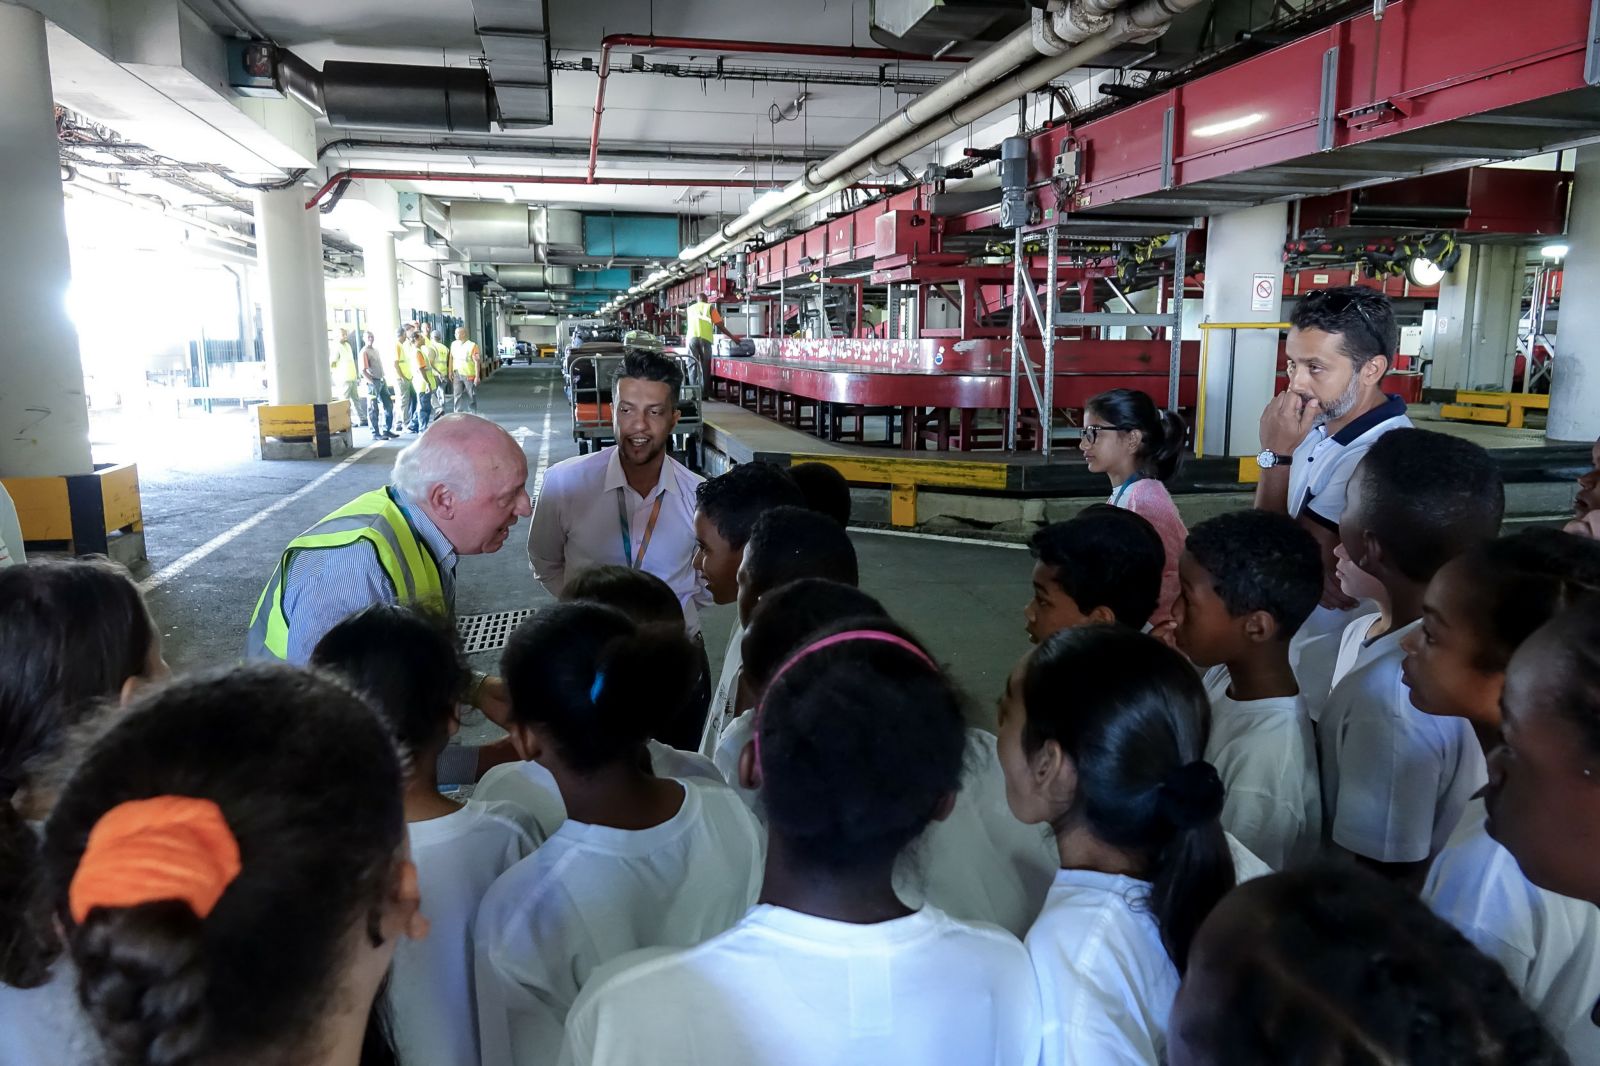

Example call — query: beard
[1316,372,1366,425]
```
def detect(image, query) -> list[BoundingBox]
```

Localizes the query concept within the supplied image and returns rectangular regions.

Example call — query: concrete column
[301,204,333,402]
[0,6,94,476]
[1466,244,1523,392]
[361,233,400,355]
[405,261,442,316]
[255,186,319,404]
[1201,202,1288,456]
[1551,144,1600,442]
[1426,245,1475,392]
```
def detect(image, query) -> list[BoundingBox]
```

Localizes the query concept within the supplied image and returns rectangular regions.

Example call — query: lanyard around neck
[617,488,666,570]
[1113,473,1143,505]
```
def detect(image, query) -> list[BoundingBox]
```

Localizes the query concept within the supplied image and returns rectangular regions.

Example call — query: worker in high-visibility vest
[393,326,418,433]
[451,327,481,413]
[329,328,366,427]
[410,329,438,430]
[686,282,739,378]
[428,328,452,411]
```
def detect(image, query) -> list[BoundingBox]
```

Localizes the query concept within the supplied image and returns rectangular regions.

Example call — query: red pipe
[586,33,964,184]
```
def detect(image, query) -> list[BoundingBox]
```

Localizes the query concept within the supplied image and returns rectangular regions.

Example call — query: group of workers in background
[330,322,486,440]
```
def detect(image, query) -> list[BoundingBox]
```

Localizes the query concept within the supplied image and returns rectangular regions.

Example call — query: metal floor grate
[457,609,536,654]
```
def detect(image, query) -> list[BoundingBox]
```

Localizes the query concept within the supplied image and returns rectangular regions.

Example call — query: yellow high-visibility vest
[452,339,481,380]
[332,341,358,381]
[686,300,716,341]
[245,487,446,661]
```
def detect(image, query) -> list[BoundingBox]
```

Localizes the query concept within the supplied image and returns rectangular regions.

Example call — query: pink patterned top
[1111,477,1187,627]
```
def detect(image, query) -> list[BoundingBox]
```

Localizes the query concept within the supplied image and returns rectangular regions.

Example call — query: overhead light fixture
[1542,242,1570,259]
[1191,112,1266,138]
[1405,256,1446,287]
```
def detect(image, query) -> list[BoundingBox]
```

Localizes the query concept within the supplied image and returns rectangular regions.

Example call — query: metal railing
[1194,322,1289,458]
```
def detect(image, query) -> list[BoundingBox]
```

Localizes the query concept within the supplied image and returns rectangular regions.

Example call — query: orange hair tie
[69,796,242,924]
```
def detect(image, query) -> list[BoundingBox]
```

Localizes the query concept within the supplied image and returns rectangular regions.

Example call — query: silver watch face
[1257,449,1277,468]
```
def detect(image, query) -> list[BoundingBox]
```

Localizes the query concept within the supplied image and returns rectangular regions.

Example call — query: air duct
[448,202,534,248]
[267,48,493,132]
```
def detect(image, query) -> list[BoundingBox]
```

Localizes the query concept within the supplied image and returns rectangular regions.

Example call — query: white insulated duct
[660,0,1203,292]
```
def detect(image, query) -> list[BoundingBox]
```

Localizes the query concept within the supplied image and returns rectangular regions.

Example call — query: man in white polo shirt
[1252,287,1412,716]
[529,349,713,747]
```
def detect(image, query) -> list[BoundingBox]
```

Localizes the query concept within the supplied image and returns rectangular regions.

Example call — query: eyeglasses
[1080,424,1128,446]
[1303,289,1391,355]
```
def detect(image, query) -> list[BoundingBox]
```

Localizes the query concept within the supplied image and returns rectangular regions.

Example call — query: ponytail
[501,604,697,772]
[1147,761,1233,972]
[1086,388,1188,483]
[1022,626,1234,972]
[0,802,55,987]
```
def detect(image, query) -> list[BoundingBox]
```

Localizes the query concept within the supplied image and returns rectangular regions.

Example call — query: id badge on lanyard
[617,489,665,570]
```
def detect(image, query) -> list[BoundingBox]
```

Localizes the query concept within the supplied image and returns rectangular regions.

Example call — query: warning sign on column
[1251,272,1276,312]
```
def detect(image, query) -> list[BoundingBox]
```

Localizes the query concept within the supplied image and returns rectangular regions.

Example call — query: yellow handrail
[1194,322,1291,459]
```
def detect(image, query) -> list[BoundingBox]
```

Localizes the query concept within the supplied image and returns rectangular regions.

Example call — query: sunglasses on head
[1304,289,1391,356]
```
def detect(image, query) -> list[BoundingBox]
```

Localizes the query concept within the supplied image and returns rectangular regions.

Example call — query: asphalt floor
[119,365,1037,734]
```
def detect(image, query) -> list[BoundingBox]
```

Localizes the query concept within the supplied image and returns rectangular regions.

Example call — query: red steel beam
[1041,0,1595,216]
[586,34,964,184]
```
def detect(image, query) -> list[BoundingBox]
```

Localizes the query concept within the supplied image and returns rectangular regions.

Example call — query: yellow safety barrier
[1195,322,1290,464]
[788,452,1010,528]
[1440,390,1549,429]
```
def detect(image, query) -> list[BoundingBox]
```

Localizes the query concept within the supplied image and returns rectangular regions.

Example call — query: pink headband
[754,630,938,773]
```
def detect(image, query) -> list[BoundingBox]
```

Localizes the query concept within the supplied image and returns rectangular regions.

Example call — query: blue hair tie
[589,671,606,704]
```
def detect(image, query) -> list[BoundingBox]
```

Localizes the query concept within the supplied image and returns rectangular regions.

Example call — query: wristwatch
[1256,449,1292,469]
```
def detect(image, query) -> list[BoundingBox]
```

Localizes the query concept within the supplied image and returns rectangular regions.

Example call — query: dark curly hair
[1350,429,1505,584]
[740,579,890,696]
[742,506,859,599]
[694,462,805,549]
[611,348,684,395]
[1029,505,1165,629]
[1171,862,1569,1066]
[1446,529,1600,673]
[758,619,965,873]
[1184,510,1323,639]
[42,664,405,1066]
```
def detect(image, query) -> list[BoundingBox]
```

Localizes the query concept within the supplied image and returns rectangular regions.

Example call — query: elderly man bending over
[246,414,531,718]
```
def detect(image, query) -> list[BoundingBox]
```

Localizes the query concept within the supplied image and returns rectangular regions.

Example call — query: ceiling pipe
[303,169,894,210]
[585,34,967,184]
[318,136,833,168]
[637,0,1204,304]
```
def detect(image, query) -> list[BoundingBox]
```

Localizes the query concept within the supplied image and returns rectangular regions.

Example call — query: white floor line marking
[849,526,1028,550]
[140,441,384,593]
[532,398,554,495]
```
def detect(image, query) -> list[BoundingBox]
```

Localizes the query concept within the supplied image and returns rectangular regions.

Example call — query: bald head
[456,327,468,341]
[393,414,531,555]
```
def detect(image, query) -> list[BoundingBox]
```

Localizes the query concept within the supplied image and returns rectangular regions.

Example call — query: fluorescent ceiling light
[1542,243,1570,259]
[1191,112,1266,138]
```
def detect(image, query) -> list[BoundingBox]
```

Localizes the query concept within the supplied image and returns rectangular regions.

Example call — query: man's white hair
[392,418,483,502]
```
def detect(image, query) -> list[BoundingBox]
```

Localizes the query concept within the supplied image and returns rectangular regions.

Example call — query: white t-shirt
[1425,799,1600,1063]
[1205,686,1321,871]
[473,744,725,843]
[1287,395,1412,526]
[1290,601,1374,723]
[473,778,766,1066]
[894,729,1059,939]
[392,800,538,1066]
[698,622,743,757]
[714,722,1058,937]
[561,904,1041,1066]
[1027,869,1176,1066]
[1317,615,1486,863]
[0,961,99,1066]
[0,482,23,569]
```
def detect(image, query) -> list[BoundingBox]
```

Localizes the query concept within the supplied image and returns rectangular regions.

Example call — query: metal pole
[1044,225,1059,459]
[1168,231,1185,412]
[1007,226,1024,451]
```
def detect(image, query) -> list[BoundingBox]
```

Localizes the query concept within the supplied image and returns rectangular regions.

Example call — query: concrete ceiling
[199,0,1077,214]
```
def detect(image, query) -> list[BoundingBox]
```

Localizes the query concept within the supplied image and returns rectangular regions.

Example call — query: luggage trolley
[566,351,705,471]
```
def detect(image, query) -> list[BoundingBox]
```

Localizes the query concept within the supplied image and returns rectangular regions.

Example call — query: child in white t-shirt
[687,462,807,755]
[563,623,1041,1066]
[474,603,765,1066]
[1000,625,1242,1066]
[1173,511,1325,870]
[729,581,1059,937]
[1319,429,1503,879]
[312,605,539,1066]
[1403,531,1600,1062]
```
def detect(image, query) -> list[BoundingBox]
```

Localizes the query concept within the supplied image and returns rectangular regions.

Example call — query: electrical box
[227,40,282,98]
[874,210,933,259]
